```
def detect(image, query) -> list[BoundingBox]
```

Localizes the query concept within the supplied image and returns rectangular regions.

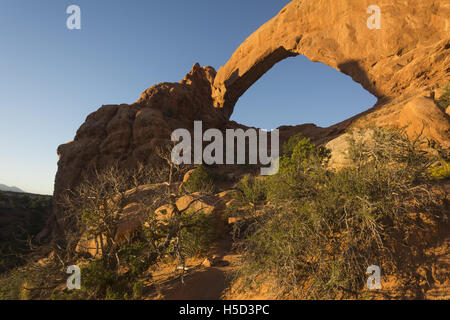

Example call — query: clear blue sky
[0,0,376,195]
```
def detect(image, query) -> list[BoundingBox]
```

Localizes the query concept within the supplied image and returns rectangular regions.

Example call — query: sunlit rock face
[213,0,449,119]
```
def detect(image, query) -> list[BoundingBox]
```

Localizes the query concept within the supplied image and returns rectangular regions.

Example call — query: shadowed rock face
[212,0,450,118]
[54,0,449,225]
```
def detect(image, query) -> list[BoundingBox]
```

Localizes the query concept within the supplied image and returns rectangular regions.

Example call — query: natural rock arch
[228,54,378,129]
[212,0,449,119]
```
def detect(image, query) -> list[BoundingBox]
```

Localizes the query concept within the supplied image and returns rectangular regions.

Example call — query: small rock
[202,257,213,268]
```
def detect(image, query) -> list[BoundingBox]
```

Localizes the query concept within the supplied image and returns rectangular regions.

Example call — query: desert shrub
[347,126,435,180]
[234,127,444,299]
[436,84,450,109]
[118,241,157,277]
[80,261,129,299]
[282,133,331,159]
[2,220,157,300]
[182,165,215,194]
[177,212,215,257]
[282,133,309,157]
[47,236,156,300]
[51,257,149,300]
[3,149,214,300]
[267,135,330,202]
[0,259,66,300]
[429,161,450,180]
[0,269,26,300]
[50,260,131,300]
[132,281,145,300]
[53,155,215,299]
[236,175,267,205]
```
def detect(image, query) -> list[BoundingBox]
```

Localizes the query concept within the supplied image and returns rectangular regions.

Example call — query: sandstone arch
[212,0,449,119]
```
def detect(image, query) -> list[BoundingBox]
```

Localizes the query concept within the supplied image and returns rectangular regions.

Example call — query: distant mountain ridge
[0,184,24,193]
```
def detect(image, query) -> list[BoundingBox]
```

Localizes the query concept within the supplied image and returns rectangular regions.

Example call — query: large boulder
[176,194,225,215]
[326,97,450,168]
[75,234,104,258]
[115,203,147,242]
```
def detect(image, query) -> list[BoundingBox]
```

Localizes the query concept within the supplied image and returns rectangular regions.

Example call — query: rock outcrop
[54,0,449,224]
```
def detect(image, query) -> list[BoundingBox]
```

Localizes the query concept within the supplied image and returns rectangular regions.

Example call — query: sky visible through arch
[0,0,376,195]
[231,55,377,130]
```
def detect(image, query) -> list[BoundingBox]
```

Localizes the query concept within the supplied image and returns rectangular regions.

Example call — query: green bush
[132,281,145,300]
[0,260,66,300]
[51,260,139,300]
[118,242,156,277]
[436,84,450,109]
[182,165,215,194]
[236,175,267,205]
[267,134,330,202]
[178,212,215,257]
[49,236,158,300]
[234,127,444,299]
[0,269,26,300]
[429,161,450,180]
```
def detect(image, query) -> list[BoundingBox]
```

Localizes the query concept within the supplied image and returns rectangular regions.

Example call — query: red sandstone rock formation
[212,0,449,119]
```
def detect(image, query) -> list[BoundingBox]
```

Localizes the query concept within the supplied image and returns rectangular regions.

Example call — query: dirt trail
[146,238,240,300]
